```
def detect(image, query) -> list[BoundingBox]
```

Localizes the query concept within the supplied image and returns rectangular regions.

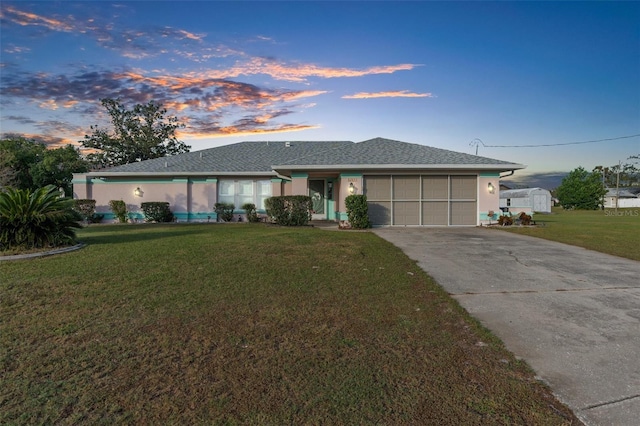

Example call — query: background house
[73,138,526,226]
[603,188,640,208]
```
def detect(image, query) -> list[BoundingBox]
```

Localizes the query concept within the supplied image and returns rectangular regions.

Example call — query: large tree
[556,166,606,210]
[81,98,190,168]
[31,145,89,196]
[0,138,89,195]
[0,137,46,190]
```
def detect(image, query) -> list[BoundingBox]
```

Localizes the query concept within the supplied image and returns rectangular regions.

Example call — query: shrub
[73,199,96,222]
[345,194,371,229]
[242,203,260,223]
[109,200,128,223]
[265,195,312,226]
[0,185,82,251]
[90,213,104,223]
[498,214,513,226]
[215,202,235,222]
[518,212,532,226]
[141,202,174,223]
[264,197,287,224]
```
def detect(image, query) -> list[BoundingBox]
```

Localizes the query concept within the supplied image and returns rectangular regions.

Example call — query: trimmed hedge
[345,194,371,229]
[141,202,174,223]
[265,195,312,226]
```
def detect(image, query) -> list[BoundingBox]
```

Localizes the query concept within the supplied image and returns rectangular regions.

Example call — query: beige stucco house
[73,137,525,226]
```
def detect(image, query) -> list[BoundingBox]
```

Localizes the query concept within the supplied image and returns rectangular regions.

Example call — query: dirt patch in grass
[0,224,582,424]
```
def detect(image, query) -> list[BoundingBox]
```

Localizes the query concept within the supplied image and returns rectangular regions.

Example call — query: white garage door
[364,175,477,226]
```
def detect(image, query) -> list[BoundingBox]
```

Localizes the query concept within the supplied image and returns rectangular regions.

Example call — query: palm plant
[0,185,82,251]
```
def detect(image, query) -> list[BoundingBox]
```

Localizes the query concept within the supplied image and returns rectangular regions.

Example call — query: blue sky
[1,1,638,179]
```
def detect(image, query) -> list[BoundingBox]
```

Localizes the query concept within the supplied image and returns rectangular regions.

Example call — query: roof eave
[83,171,277,178]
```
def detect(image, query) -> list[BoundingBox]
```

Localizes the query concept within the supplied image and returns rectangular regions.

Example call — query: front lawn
[0,224,580,424]
[497,207,639,261]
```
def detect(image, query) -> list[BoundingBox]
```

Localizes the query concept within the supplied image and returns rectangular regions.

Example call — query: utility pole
[616,161,621,213]
[469,138,483,155]
[601,168,606,210]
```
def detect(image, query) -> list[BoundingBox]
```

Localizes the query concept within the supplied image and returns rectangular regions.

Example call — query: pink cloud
[342,90,434,99]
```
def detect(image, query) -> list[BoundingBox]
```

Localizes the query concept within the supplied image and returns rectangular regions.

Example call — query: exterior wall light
[487,182,495,194]
[348,182,356,194]
[134,187,144,197]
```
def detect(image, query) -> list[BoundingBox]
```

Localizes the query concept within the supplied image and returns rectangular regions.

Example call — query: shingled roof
[273,137,523,171]
[88,137,524,176]
[99,141,353,175]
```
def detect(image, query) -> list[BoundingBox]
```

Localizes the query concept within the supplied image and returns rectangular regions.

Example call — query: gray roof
[89,137,524,176]
[100,141,353,175]
[274,137,524,171]
[605,188,638,198]
[500,187,551,199]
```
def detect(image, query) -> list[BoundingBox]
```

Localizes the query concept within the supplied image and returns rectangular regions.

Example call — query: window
[237,180,254,208]
[218,181,235,205]
[256,180,271,210]
[218,180,272,210]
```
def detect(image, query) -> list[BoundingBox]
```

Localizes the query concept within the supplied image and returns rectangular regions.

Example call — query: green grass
[1,224,580,424]
[497,207,640,261]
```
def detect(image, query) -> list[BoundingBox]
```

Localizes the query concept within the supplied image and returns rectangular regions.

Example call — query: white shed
[499,187,552,214]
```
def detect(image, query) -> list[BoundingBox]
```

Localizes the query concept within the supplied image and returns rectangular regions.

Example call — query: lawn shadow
[77,223,221,247]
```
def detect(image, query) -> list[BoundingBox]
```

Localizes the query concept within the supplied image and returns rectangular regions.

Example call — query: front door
[309,179,325,220]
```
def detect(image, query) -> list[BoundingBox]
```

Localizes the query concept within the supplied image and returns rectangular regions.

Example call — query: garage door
[364,175,477,226]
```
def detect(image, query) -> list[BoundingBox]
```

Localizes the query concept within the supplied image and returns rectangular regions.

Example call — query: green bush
[141,202,174,223]
[242,203,260,223]
[0,185,82,251]
[73,199,96,222]
[265,196,312,226]
[215,202,235,222]
[345,194,371,229]
[264,197,287,224]
[109,200,128,223]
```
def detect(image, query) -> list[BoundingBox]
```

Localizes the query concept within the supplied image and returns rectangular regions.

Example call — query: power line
[472,134,640,149]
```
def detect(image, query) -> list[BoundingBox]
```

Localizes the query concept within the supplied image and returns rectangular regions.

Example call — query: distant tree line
[556,154,639,210]
[594,154,640,188]
[0,138,88,196]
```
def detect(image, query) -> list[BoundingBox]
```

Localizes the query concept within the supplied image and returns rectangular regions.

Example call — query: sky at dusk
[1,1,638,179]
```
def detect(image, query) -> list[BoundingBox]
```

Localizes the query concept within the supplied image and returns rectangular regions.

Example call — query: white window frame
[218,179,272,210]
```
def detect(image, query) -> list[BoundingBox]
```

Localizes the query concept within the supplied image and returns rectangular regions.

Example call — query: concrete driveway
[372,227,640,426]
